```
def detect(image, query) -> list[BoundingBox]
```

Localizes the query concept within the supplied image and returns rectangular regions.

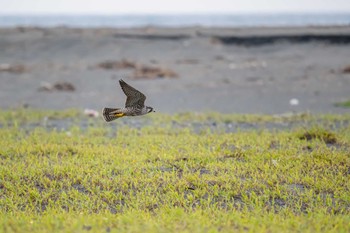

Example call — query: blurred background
[0,0,350,114]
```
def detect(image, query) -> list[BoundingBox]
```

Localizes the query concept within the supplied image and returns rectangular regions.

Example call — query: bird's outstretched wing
[119,79,146,108]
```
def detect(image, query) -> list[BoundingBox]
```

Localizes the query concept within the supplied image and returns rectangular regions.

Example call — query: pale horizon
[1,0,350,15]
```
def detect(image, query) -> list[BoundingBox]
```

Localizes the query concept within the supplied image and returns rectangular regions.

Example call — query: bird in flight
[102,79,155,122]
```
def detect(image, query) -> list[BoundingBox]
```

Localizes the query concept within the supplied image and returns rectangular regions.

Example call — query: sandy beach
[0,26,349,114]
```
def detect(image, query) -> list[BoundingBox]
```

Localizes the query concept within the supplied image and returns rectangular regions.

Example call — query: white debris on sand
[84,108,99,118]
[289,98,299,106]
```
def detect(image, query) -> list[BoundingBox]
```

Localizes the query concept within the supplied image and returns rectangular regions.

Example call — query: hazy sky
[1,0,350,14]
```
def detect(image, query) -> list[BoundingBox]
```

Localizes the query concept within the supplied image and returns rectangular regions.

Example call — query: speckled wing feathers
[119,79,146,108]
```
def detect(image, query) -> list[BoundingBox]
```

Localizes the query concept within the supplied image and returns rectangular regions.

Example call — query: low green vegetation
[334,100,350,108]
[0,109,349,233]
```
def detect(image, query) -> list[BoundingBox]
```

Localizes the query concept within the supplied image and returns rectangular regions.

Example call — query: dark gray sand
[0,26,350,114]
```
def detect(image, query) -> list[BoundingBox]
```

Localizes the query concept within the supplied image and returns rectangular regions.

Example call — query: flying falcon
[102,79,155,122]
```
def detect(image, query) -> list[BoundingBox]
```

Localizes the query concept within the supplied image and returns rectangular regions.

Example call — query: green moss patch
[0,109,349,233]
[334,100,350,108]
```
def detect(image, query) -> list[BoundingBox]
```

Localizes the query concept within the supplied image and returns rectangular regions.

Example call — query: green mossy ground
[0,109,349,233]
[334,100,350,108]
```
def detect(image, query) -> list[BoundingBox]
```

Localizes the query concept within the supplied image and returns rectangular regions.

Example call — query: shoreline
[2,24,350,32]
[3,25,350,46]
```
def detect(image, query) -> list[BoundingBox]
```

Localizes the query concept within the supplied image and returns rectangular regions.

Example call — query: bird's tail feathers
[102,107,123,122]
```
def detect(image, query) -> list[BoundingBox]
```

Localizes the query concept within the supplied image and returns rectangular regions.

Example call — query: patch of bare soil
[131,65,178,79]
[96,59,137,70]
[96,59,178,79]
[0,63,27,74]
[342,65,350,73]
[38,82,76,92]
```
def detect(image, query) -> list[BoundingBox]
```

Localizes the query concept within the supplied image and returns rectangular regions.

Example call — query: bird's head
[146,106,155,113]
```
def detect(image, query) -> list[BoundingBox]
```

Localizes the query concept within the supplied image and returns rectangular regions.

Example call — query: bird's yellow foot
[114,113,124,117]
